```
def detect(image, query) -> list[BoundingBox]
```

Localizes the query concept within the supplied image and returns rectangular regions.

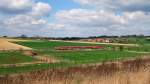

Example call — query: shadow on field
[0,57,150,84]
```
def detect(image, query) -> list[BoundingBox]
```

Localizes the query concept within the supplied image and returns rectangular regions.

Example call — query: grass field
[0,51,37,64]
[0,39,149,74]
[15,39,150,53]
[15,41,113,50]
[39,50,144,64]
[16,40,147,63]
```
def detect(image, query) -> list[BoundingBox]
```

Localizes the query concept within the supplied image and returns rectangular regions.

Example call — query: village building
[83,38,110,43]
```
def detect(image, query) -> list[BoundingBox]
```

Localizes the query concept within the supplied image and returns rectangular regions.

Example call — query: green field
[0,40,149,74]
[39,50,143,64]
[15,40,150,53]
[15,41,112,50]
[0,51,37,64]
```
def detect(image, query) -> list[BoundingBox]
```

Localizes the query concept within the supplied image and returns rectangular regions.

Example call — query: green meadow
[0,51,37,64]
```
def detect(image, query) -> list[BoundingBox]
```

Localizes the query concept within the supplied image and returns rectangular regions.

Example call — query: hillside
[0,39,32,50]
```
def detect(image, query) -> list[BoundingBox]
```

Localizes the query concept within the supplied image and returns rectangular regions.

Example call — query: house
[85,38,110,43]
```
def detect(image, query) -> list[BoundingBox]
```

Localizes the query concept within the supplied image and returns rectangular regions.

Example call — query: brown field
[3,38,32,42]
[0,57,150,84]
[0,39,32,51]
[55,46,104,50]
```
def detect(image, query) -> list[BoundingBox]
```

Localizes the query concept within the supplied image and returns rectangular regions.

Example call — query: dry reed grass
[0,57,150,84]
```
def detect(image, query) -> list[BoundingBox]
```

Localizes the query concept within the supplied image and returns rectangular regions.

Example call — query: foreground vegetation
[1,57,150,84]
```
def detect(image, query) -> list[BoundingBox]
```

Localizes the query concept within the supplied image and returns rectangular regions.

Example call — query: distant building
[83,38,110,43]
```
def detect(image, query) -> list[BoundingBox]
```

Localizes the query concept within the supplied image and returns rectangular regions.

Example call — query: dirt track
[0,55,60,68]
[0,62,46,67]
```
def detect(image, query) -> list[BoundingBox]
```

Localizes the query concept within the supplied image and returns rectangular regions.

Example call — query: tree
[3,36,7,38]
[20,34,28,38]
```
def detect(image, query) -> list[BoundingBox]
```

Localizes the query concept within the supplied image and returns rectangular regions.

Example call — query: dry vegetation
[4,38,32,42]
[0,39,32,51]
[0,57,150,84]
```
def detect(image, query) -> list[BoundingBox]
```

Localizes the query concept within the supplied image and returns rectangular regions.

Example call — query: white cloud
[55,9,150,36]
[3,15,49,27]
[0,15,64,36]
[0,0,51,17]
[0,0,54,36]
[74,0,150,12]
[56,9,128,27]
[0,0,32,14]
[75,0,150,5]
[31,2,51,17]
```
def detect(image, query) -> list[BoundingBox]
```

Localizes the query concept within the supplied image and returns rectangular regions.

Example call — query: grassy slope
[0,51,37,64]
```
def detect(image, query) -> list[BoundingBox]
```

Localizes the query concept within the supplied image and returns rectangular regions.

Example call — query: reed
[0,58,150,84]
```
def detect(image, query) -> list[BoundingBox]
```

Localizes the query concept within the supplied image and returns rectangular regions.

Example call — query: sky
[0,0,150,37]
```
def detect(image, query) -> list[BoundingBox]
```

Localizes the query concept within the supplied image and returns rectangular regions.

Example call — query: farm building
[82,38,110,43]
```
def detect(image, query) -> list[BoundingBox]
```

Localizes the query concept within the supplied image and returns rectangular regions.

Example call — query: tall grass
[0,58,150,84]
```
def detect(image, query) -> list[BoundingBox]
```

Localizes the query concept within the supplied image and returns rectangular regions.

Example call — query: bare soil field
[55,46,104,50]
[0,57,150,84]
[4,38,32,42]
[0,39,32,50]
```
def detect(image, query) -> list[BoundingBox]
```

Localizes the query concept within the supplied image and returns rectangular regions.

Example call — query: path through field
[50,40,139,47]
[0,61,46,67]
[126,50,150,54]
[0,55,60,67]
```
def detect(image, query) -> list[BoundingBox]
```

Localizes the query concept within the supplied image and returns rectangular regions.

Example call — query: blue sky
[39,0,81,12]
[41,0,81,22]
[0,0,150,37]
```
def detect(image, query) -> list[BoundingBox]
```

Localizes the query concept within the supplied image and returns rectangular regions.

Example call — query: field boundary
[0,55,60,68]
[0,61,47,68]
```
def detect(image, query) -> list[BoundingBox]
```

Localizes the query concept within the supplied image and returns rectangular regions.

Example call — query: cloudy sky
[0,0,150,37]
